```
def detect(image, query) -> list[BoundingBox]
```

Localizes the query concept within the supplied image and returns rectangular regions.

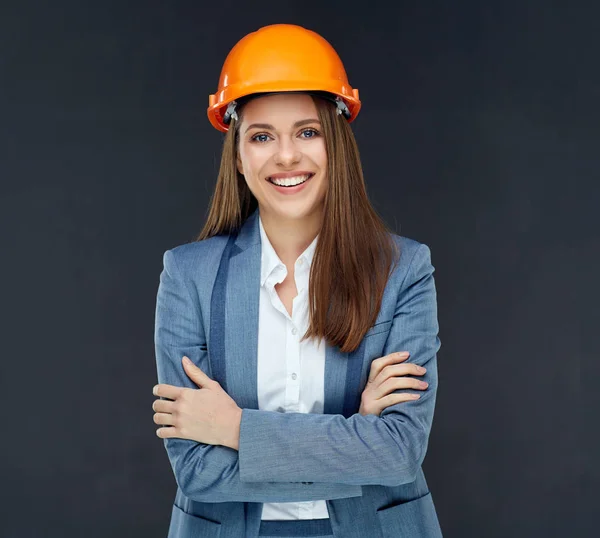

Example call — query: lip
[265,171,314,180]
[266,172,314,195]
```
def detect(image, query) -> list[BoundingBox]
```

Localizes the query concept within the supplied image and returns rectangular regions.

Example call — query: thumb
[182,356,212,387]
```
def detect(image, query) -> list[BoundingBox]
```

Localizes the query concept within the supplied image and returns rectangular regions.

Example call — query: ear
[236,153,243,176]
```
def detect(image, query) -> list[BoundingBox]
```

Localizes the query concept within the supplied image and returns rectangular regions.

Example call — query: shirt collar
[259,215,318,288]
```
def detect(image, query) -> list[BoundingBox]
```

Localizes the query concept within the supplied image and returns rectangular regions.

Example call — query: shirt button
[298,258,304,266]
[291,373,297,380]
[291,327,297,335]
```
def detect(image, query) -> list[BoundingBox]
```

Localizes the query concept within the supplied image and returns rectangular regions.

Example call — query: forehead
[240,93,318,126]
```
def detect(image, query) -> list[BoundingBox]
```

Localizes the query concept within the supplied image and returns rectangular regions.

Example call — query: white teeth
[269,174,311,187]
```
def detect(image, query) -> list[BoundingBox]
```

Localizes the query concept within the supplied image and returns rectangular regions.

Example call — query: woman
[152,24,443,538]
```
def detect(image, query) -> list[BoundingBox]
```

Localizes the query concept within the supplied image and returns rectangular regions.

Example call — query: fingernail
[398,352,410,358]
[417,366,426,373]
[182,356,191,365]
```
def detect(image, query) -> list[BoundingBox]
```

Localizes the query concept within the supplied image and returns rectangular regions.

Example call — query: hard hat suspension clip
[223,100,239,125]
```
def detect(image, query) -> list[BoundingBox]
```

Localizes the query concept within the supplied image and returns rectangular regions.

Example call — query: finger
[153,412,175,426]
[378,363,427,382]
[368,352,410,383]
[156,426,177,438]
[369,376,419,399]
[378,392,421,411]
[378,377,428,398]
[153,384,184,400]
[152,399,175,413]
[182,356,215,387]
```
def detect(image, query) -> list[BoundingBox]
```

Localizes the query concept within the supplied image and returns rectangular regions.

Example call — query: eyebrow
[244,119,321,134]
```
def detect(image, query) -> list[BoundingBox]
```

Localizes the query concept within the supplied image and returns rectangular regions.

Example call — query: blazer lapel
[327,340,365,418]
[209,208,261,410]
[210,207,366,417]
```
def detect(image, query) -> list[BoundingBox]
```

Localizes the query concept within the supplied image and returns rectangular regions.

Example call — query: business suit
[154,207,443,537]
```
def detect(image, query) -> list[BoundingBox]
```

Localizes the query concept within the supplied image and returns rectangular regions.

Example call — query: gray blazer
[154,207,443,537]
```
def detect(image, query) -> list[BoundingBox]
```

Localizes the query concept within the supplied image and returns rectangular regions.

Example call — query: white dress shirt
[257,215,330,520]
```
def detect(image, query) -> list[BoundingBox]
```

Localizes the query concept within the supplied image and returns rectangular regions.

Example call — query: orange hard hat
[207,24,361,132]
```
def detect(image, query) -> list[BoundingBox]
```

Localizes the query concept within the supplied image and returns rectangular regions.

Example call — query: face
[236,93,328,225]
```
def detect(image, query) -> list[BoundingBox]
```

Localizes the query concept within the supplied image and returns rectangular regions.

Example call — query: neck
[259,208,322,268]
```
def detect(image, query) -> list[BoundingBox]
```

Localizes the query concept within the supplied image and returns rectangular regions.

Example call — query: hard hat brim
[208,82,361,132]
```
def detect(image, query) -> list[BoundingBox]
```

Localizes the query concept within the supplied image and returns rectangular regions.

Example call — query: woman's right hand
[359,352,428,416]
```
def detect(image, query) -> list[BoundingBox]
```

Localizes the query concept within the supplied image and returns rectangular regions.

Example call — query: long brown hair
[196,94,400,353]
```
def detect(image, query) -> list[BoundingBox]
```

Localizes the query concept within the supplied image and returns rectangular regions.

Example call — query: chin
[276,204,324,221]
[257,200,311,218]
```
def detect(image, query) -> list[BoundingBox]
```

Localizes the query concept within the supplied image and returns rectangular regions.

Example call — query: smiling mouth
[266,173,314,187]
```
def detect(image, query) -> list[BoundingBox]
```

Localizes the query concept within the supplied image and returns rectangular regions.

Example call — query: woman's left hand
[152,356,242,449]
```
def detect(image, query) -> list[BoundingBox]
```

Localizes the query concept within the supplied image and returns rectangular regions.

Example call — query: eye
[249,128,320,144]
[300,128,320,139]
[250,133,271,143]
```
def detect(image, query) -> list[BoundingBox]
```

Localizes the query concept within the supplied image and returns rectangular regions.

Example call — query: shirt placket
[293,259,314,518]
[284,303,301,413]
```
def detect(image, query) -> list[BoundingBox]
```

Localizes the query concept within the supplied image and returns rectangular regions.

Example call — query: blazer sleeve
[238,243,441,487]
[154,248,363,503]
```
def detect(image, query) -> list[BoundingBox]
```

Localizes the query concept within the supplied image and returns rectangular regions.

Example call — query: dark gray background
[1,1,596,537]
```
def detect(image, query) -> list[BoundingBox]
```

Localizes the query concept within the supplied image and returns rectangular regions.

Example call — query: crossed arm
[154,243,440,503]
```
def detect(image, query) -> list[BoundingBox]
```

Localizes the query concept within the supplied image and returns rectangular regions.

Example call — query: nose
[274,136,302,167]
